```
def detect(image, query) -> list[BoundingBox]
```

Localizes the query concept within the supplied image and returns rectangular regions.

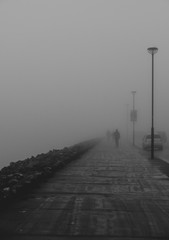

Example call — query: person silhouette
[114,129,120,148]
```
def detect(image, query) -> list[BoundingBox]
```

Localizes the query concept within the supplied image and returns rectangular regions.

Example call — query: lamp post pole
[147,47,158,160]
[126,104,129,143]
[131,91,136,146]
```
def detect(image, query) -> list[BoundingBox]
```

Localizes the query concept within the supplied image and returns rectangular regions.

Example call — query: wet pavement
[1,141,169,239]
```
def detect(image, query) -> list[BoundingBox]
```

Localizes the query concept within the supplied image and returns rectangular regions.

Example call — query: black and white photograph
[0,0,169,239]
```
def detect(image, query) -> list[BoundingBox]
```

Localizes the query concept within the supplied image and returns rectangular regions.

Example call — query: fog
[0,0,169,168]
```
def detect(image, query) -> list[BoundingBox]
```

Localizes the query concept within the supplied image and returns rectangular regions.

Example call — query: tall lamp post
[147,47,158,159]
[131,91,136,146]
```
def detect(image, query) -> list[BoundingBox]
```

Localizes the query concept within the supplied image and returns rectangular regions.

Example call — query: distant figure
[114,129,120,148]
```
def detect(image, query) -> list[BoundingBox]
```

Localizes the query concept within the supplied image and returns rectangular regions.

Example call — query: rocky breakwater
[0,139,99,206]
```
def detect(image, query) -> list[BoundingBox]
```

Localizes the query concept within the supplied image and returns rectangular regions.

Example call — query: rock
[0,138,100,205]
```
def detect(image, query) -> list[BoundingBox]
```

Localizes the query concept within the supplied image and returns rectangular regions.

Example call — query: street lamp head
[147,47,158,55]
[131,91,136,94]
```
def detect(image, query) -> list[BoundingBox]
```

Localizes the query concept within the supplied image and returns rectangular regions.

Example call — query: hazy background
[0,0,169,169]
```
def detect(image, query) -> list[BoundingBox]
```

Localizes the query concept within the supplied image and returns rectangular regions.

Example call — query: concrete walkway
[1,141,169,239]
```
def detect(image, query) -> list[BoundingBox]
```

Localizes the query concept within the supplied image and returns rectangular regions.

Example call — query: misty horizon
[0,0,169,169]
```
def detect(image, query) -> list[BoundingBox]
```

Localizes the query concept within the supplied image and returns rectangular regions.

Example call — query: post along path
[1,141,169,239]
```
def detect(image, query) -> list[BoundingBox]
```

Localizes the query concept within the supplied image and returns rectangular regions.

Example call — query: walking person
[114,129,120,148]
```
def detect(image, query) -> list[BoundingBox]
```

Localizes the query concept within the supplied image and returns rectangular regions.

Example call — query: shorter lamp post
[147,47,158,159]
[131,91,136,146]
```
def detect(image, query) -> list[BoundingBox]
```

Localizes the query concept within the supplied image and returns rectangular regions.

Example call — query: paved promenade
[1,141,169,239]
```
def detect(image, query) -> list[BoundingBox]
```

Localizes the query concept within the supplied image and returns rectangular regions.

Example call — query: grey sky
[0,0,169,168]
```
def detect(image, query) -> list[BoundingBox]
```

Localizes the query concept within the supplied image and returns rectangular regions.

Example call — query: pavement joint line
[13,208,165,214]
[1,232,168,239]
[28,192,168,198]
